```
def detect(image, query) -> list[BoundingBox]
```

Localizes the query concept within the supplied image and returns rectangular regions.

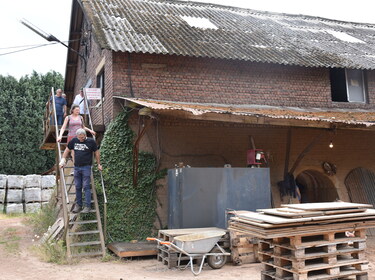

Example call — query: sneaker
[72,204,82,213]
[81,207,91,214]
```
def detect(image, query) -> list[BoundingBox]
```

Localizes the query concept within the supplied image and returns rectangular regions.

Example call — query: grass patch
[24,202,58,236]
[0,227,21,254]
[33,240,68,264]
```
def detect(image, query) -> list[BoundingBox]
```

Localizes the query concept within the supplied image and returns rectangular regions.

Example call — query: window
[330,68,366,102]
[96,69,105,98]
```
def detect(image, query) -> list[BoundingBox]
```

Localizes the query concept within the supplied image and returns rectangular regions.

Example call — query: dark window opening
[330,68,366,103]
[330,68,347,102]
[96,69,105,98]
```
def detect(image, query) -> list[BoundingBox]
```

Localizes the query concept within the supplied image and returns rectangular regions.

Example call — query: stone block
[7,175,25,189]
[41,175,55,189]
[6,203,24,214]
[0,175,6,189]
[7,189,23,203]
[41,202,49,208]
[25,203,41,213]
[0,189,5,203]
[41,188,54,202]
[25,175,41,188]
[24,188,41,203]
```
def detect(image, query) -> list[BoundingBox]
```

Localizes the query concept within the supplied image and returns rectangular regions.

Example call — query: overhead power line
[0,42,58,56]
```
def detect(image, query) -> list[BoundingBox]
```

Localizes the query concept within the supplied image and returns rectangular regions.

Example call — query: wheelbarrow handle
[160,241,171,245]
[146,237,156,241]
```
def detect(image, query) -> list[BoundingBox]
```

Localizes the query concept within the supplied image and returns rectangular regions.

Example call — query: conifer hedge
[0,71,64,174]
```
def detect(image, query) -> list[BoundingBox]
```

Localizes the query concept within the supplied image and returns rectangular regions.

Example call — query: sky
[1,0,375,80]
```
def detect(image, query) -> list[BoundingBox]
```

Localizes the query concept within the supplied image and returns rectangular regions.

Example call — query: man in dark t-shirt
[60,129,102,213]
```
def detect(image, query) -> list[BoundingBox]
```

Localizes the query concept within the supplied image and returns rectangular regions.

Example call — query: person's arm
[59,148,71,168]
[94,150,102,171]
[57,116,69,142]
[83,125,96,136]
[63,105,67,118]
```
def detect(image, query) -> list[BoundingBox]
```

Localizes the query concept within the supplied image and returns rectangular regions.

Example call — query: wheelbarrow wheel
[207,247,227,269]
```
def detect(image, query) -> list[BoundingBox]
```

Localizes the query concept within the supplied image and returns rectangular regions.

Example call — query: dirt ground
[0,216,374,280]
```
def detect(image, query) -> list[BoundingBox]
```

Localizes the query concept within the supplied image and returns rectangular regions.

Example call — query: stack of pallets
[157,227,229,268]
[229,230,259,265]
[228,202,375,280]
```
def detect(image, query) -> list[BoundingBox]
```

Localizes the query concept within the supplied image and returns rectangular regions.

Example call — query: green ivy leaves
[95,111,164,241]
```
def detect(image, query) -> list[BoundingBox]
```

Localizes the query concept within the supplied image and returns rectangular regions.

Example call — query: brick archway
[296,170,338,203]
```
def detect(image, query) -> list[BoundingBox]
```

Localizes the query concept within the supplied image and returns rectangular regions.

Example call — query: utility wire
[0,42,58,56]
[0,39,80,51]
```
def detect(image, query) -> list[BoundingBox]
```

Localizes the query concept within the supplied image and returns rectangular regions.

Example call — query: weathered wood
[107,242,157,258]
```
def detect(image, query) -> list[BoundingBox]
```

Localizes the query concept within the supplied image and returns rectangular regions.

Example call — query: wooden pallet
[229,230,259,265]
[258,229,368,280]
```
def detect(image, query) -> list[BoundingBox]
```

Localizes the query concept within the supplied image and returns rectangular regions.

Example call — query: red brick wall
[111,52,375,116]
[73,35,113,127]
[74,47,375,126]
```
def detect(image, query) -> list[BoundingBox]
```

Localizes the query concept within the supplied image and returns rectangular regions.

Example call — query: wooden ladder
[58,141,106,259]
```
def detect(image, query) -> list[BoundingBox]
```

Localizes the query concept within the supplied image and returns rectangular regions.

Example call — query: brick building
[62,0,375,227]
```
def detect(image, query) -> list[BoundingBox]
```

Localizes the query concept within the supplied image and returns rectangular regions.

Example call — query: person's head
[76,128,86,142]
[70,104,80,115]
[56,89,63,96]
[80,88,84,96]
[62,93,67,99]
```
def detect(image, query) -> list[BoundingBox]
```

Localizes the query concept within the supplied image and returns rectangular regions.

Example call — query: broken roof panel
[115,97,375,129]
[80,0,375,69]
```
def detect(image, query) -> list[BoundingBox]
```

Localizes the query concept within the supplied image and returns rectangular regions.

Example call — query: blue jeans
[50,114,64,125]
[74,165,92,207]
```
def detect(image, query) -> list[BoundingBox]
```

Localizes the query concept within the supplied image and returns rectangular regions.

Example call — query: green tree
[0,71,64,174]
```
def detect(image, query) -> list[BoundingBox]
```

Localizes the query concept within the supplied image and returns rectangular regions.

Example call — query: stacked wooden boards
[157,227,229,268]
[228,202,375,280]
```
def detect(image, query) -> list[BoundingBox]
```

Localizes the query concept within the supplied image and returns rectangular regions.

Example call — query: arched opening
[295,170,338,203]
[345,167,375,236]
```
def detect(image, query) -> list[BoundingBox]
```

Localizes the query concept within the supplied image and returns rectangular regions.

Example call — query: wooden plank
[107,242,157,258]
[237,209,375,225]
[158,227,225,237]
[260,208,367,218]
[281,202,373,211]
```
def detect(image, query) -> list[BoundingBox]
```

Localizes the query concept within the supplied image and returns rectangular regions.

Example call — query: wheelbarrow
[147,230,230,276]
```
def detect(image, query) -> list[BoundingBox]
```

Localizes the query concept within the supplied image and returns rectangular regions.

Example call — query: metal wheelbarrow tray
[148,230,230,275]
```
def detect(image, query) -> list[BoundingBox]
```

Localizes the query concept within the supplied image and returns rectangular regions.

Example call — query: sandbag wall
[0,174,55,214]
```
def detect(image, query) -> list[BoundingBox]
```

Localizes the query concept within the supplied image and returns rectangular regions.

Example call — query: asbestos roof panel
[80,0,375,69]
[115,97,375,128]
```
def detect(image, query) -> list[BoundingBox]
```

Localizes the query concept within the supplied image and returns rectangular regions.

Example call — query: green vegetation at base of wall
[95,111,165,241]
[0,71,64,174]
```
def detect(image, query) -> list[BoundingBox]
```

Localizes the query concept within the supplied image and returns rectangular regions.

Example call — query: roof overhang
[114,97,375,130]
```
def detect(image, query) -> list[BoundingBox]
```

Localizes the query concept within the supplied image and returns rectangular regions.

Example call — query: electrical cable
[0,38,80,50]
[0,39,81,56]
[0,42,58,56]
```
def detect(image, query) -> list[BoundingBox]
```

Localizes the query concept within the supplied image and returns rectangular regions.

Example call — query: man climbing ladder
[59,128,102,213]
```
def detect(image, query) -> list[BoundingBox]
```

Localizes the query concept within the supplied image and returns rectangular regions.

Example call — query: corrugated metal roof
[115,97,375,128]
[81,0,375,69]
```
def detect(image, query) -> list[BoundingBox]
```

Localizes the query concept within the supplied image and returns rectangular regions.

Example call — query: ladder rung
[69,220,98,225]
[70,241,101,247]
[71,251,103,258]
[68,230,100,236]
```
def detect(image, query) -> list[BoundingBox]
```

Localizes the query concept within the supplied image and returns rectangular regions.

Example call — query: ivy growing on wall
[95,111,165,241]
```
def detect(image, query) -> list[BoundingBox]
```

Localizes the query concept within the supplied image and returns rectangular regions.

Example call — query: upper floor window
[96,69,105,98]
[330,68,366,103]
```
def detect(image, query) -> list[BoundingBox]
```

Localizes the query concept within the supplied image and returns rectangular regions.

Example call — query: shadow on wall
[296,170,338,203]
